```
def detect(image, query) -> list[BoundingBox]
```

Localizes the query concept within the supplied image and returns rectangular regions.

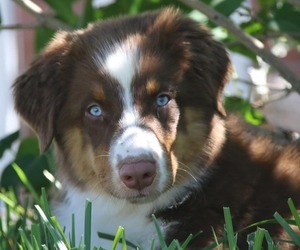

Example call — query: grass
[0,165,300,249]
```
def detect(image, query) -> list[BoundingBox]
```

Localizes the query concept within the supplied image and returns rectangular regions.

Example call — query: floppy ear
[186,23,232,117]
[13,31,72,152]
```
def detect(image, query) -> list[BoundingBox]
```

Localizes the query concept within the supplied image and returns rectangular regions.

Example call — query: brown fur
[13,8,300,249]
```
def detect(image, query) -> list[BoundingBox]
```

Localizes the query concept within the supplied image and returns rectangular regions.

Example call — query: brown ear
[13,31,72,152]
[186,22,232,117]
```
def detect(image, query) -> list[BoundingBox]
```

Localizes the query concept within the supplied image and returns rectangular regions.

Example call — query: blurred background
[0,0,300,183]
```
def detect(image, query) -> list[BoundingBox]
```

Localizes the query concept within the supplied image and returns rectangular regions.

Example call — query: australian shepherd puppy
[13,7,300,249]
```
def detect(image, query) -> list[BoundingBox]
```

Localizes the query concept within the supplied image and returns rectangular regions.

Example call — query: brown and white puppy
[13,8,300,249]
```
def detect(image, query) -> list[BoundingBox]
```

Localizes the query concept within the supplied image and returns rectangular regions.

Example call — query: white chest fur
[53,186,175,249]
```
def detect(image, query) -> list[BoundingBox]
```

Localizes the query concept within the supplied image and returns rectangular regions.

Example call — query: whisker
[177,161,199,183]
[95,154,110,159]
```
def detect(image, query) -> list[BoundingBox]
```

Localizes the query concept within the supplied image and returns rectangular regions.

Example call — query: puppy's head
[13,8,231,202]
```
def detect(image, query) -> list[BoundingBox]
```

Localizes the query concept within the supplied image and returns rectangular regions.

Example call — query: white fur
[110,126,168,191]
[104,41,138,90]
[54,185,184,249]
[104,40,140,128]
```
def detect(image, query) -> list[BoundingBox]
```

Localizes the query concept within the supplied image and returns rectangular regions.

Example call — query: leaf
[224,97,265,125]
[274,3,300,35]
[0,131,19,158]
[35,27,56,52]
[257,0,274,10]
[227,42,258,61]
[43,0,77,26]
[15,137,39,158]
[215,0,244,17]
[240,21,264,36]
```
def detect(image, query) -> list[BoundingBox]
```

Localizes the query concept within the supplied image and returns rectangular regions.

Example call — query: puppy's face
[14,8,231,202]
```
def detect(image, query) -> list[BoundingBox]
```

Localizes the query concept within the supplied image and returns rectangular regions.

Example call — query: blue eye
[156,94,170,107]
[88,104,102,117]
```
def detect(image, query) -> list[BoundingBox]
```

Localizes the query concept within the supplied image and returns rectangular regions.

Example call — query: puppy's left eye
[156,94,170,107]
[87,104,102,117]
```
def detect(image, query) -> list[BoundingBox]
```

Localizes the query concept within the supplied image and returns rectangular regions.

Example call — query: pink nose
[119,161,156,190]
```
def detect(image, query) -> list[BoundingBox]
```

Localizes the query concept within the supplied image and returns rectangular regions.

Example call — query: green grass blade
[12,163,40,203]
[121,227,127,250]
[274,212,300,246]
[152,214,167,249]
[18,243,25,250]
[211,227,221,250]
[238,218,278,233]
[263,229,276,249]
[32,235,41,250]
[288,198,300,231]
[70,213,76,247]
[19,227,34,250]
[167,239,181,250]
[0,192,24,214]
[51,216,70,248]
[35,205,68,250]
[40,188,51,218]
[181,233,194,249]
[31,223,41,248]
[150,239,155,250]
[84,200,92,250]
[111,226,124,250]
[223,207,237,250]
[253,228,265,250]
[247,231,255,249]
[97,230,138,249]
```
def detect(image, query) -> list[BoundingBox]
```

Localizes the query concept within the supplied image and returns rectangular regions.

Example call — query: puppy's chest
[53,188,162,249]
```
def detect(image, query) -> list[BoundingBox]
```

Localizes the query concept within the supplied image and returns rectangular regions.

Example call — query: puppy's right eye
[87,104,102,117]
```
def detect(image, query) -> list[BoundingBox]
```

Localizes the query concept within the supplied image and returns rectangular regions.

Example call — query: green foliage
[0,136,53,194]
[35,27,55,52]
[0,131,19,158]
[224,96,265,125]
[44,0,77,26]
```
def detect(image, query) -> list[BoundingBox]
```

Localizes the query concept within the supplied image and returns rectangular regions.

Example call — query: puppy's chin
[125,193,161,204]
[107,182,167,204]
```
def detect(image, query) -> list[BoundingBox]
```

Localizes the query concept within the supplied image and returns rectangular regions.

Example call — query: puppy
[13,8,300,249]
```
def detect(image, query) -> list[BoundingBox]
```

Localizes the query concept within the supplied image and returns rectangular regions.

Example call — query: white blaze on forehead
[103,39,140,127]
[104,41,138,87]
